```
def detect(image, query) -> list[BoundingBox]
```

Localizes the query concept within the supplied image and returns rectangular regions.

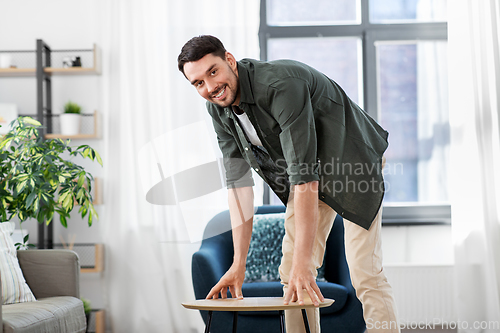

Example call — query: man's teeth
[215,87,225,98]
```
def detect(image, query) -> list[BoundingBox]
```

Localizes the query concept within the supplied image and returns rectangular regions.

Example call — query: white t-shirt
[234,111,263,147]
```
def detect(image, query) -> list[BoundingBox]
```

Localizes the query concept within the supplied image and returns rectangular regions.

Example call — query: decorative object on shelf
[0,117,103,248]
[60,101,82,135]
[72,56,82,67]
[0,104,18,135]
[62,57,72,68]
[0,54,12,69]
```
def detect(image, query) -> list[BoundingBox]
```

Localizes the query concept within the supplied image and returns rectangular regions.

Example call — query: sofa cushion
[0,222,36,304]
[244,213,326,283]
[2,296,86,333]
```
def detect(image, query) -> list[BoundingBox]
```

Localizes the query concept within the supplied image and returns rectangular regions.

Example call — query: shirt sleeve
[209,107,254,189]
[267,77,320,186]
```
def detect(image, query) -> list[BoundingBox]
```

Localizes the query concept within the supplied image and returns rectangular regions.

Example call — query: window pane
[267,0,360,26]
[377,41,448,204]
[267,37,362,106]
[370,0,447,23]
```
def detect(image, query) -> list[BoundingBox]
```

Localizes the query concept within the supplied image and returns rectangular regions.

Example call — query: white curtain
[99,1,260,332]
[449,1,500,332]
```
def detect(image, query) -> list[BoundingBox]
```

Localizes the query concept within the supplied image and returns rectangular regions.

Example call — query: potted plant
[81,297,92,331]
[0,117,102,247]
[60,101,82,135]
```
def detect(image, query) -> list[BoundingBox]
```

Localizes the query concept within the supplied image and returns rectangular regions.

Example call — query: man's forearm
[292,181,319,269]
[228,186,254,267]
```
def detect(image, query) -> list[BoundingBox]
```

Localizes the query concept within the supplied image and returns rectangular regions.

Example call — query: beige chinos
[278,198,400,333]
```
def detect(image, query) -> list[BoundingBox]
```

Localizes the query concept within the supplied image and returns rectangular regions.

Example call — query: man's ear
[225,52,237,70]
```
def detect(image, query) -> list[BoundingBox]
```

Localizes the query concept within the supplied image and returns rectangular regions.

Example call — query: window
[259,0,450,224]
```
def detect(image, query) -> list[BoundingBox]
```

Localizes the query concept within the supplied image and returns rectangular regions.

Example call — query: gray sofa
[1,250,86,333]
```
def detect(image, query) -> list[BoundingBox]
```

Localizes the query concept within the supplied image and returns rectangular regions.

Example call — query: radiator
[383,264,456,325]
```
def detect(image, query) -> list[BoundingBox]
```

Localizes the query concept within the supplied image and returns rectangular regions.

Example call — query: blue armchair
[191,205,366,333]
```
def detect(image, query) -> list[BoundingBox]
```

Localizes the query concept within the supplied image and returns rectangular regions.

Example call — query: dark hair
[177,35,227,75]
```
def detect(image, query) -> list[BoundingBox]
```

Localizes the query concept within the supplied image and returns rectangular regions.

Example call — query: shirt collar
[237,61,255,105]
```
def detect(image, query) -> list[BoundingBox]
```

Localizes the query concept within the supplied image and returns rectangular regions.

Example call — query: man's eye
[196,81,203,87]
[211,69,217,75]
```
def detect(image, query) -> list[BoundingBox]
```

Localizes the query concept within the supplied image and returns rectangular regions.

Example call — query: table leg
[232,311,238,333]
[301,309,311,333]
[204,311,213,333]
[279,310,285,333]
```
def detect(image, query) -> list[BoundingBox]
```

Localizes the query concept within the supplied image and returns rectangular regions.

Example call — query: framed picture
[0,104,18,134]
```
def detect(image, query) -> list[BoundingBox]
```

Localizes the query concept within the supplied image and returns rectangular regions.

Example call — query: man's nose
[206,80,218,96]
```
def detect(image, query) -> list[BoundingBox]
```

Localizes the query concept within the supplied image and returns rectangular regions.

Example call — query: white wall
[382,225,453,265]
[0,0,106,312]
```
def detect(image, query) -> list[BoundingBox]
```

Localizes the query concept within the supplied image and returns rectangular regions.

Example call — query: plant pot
[60,113,81,135]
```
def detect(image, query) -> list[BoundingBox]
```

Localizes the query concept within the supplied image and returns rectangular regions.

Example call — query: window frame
[259,0,450,225]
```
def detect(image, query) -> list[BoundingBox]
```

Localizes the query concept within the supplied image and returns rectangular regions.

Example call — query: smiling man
[178,35,400,333]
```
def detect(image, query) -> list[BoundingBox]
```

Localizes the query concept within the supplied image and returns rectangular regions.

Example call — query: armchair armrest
[192,240,234,300]
[17,249,80,299]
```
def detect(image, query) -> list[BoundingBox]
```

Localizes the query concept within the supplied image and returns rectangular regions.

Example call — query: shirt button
[245,147,249,151]
[254,168,259,172]
[320,195,325,199]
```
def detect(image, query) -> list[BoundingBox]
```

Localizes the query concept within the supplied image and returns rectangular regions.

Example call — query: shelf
[87,309,106,333]
[0,68,36,77]
[54,243,104,273]
[80,243,104,273]
[0,44,101,77]
[45,110,100,139]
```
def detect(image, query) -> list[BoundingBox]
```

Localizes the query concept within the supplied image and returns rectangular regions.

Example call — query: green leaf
[26,192,36,209]
[88,210,93,226]
[33,196,40,213]
[77,173,85,187]
[60,214,68,228]
[22,117,41,127]
[16,180,28,194]
[23,234,29,243]
[95,150,103,166]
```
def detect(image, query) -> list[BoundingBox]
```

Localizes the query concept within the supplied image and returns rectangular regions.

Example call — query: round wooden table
[182,296,335,333]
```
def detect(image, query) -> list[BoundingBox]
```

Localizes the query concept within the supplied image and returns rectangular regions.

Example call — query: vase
[60,113,81,135]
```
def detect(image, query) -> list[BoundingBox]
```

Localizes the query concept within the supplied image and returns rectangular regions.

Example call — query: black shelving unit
[36,39,52,249]
[1,39,101,249]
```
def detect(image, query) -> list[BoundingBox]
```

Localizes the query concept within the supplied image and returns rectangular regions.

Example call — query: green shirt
[207,59,388,229]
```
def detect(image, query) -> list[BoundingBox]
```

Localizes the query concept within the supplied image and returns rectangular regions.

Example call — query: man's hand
[283,180,324,307]
[284,263,325,307]
[206,263,246,300]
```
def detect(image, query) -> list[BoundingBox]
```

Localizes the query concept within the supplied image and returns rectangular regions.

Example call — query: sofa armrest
[17,249,80,299]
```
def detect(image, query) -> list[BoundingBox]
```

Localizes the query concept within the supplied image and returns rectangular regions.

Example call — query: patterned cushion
[244,213,325,283]
[0,222,36,304]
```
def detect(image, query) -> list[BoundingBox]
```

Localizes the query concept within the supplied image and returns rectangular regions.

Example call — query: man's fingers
[283,285,294,305]
[221,287,227,299]
[235,285,243,299]
[297,286,304,305]
[311,282,325,303]
[206,282,223,299]
[305,284,319,306]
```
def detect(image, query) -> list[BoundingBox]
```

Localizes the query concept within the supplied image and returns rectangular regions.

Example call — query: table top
[182,297,334,312]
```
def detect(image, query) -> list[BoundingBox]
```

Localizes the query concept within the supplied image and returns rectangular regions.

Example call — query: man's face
[183,52,240,107]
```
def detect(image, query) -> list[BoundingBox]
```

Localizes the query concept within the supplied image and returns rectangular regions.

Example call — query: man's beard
[210,67,239,107]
